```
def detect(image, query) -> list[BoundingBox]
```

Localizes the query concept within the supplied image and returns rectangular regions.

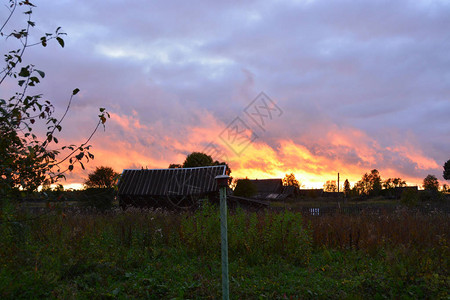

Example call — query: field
[0,200,449,299]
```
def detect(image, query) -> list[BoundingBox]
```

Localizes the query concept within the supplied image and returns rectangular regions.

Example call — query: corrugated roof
[118,165,226,196]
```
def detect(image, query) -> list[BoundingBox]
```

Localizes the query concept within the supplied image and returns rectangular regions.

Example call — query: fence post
[215,174,230,300]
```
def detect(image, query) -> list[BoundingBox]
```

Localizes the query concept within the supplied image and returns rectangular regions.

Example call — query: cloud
[2,0,449,189]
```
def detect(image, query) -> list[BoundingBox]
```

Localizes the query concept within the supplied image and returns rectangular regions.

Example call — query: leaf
[72,88,80,95]
[99,107,105,112]
[27,21,35,27]
[30,76,40,84]
[18,67,30,77]
[76,152,84,160]
[68,165,74,171]
[35,69,45,78]
[80,161,85,170]
[23,1,36,7]
[56,37,64,48]
[53,137,58,144]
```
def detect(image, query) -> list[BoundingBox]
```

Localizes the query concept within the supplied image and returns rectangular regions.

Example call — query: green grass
[0,203,448,299]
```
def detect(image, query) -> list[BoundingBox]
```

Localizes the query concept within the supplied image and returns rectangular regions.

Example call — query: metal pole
[215,175,230,300]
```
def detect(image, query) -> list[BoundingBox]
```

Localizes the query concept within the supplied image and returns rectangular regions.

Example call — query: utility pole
[337,173,340,193]
[215,174,230,300]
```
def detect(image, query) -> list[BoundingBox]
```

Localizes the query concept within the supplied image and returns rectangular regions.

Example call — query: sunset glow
[1,0,449,191]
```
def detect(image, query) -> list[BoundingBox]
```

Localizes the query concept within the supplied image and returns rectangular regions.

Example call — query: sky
[1,0,450,189]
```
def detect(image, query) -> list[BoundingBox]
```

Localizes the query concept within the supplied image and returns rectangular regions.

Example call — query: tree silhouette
[423,174,439,192]
[168,164,182,169]
[442,184,449,193]
[233,178,256,197]
[282,173,300,188]
[354,169,382,196]
[323,180,337,192]
[383,178,406,189]
[84,166,119,188]
[343,179,351,197]
[169,151,232,176]
[443,160,450,181]
[182,152,214,168]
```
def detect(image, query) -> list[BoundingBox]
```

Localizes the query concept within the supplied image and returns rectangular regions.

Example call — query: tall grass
[181,203,312,265]
[0,203,448,298]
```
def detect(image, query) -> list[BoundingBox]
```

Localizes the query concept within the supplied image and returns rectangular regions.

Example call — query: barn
[118,165,227,209]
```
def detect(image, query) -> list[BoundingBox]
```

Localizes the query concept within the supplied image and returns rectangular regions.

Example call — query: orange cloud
[58,110,442,190]
[387,146,440,170]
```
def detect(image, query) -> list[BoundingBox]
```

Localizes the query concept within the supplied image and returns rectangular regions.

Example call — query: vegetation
[400,187,420,207]
[0,204,448,299]
[353,169,382,196]
[443,159,450,181]
[233,178,257,197]
[0,0,108,199]
[182,152,215,168]
[84,166,119,189]
[282,173,300,188]
[343,179,351,197]
[423,174,440,192]
[383,177,406,189]
[169,151,231,176]
[443,184,449,193]
[323,180,337,192]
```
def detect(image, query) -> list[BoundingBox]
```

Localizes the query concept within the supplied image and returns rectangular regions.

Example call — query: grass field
[0,201,449,299]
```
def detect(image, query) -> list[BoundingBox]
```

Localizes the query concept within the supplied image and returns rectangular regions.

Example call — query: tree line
[51,154,450,195]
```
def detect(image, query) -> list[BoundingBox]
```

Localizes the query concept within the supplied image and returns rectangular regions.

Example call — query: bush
[233,179,256,197]
[419,190,446,202]
[80,188,115,210]
[401,188,419,207]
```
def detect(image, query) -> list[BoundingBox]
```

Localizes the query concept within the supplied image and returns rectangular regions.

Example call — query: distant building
[234,178,298,201]
[382,186,418,199]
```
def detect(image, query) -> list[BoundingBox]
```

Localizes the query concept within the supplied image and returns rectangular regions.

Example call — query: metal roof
[118,165,226,196]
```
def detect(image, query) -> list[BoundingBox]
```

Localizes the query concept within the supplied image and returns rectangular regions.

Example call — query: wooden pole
[337,173,340,193]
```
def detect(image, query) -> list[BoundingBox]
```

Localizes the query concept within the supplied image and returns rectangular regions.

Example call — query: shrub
[401,188,419,207]
[233,179,256,197]
[80,188,115,210]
